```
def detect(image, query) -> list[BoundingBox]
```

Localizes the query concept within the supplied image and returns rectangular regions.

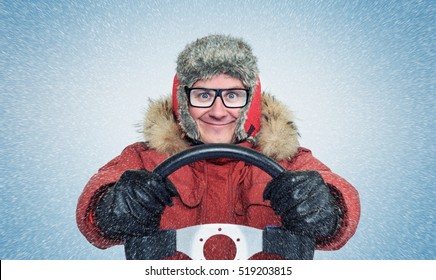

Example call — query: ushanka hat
[172,34,262,143]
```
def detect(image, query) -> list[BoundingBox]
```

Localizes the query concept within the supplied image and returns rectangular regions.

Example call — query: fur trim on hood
[141,92,299,161]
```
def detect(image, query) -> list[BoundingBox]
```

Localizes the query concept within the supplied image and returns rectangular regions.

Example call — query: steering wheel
[124,144,315,260]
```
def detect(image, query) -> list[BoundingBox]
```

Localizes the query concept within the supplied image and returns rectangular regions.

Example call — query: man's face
[188,74,244,144]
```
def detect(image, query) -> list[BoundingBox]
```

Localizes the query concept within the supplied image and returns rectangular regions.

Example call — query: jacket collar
[141,92,299,161]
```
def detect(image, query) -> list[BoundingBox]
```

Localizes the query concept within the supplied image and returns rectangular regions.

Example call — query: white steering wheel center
[176,223,263,260]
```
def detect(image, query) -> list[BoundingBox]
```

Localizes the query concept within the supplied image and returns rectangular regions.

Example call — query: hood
[141,92,299,161]
[174,34,261,143]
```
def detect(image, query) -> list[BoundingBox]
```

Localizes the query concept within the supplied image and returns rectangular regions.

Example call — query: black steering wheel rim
[153,143,285,179]
[125,144,315,260]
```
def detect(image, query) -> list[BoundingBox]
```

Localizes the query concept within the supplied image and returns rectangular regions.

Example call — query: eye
[199,92,211,99]
[192,90,212,99]
[223,90,245,101]
[227,92,237,99]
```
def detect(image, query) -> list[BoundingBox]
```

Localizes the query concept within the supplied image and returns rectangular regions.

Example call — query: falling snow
[1,0,435,259]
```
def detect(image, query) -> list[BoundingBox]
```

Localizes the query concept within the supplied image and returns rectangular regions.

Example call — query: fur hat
[172,34,262,143]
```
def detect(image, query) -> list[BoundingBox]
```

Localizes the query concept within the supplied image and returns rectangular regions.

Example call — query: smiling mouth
[202,121,234,127]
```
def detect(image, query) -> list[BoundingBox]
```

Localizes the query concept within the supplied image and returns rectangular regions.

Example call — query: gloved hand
[263,170,341,238]
[94,169,178,239]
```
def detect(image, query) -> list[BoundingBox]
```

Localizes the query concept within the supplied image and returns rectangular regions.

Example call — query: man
[76,34,360,259]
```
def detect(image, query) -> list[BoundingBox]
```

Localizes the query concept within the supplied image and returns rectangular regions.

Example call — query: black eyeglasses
[184,87,249,108]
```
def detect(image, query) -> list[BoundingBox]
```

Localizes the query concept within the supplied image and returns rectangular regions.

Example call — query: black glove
[94,169,178,239]
[263,170,341,239]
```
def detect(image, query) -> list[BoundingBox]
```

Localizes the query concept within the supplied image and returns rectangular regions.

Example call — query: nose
[208,97,228,119]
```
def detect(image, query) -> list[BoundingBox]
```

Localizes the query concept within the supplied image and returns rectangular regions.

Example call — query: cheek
[188,107,204,121]
[230,108,242,119]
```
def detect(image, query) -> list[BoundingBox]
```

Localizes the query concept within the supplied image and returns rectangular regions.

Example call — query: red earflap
[244,77,262,137]
[172,74,181,122]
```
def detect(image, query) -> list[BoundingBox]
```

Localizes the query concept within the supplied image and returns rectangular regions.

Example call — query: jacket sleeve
[76,143,147,249]
[288,147,361,250]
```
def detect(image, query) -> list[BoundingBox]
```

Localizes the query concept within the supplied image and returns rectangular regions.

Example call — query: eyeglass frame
[184,86,250,108]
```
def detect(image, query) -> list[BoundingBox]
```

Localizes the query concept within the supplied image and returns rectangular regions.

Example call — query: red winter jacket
[76,93,360,259]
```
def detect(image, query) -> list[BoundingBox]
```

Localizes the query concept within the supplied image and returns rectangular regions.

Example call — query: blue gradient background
[1,0,434,259]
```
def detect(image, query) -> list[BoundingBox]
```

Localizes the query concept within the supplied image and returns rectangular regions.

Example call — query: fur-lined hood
[142,92,299,161]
